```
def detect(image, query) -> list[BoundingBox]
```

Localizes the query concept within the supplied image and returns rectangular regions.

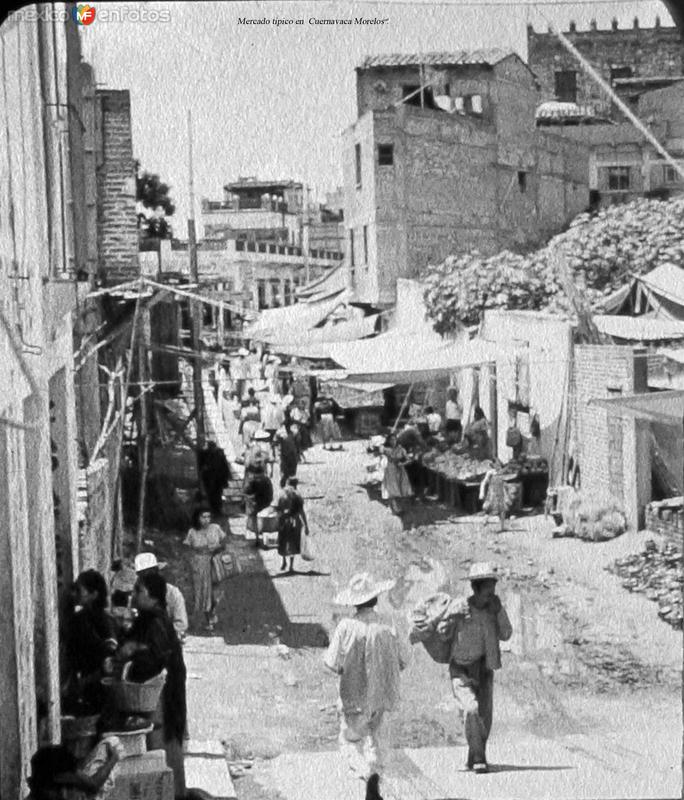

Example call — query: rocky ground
[143,440,682,799]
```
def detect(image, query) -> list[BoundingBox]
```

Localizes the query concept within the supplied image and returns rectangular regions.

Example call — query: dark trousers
[445,419,462,439]
[450,659,494,766]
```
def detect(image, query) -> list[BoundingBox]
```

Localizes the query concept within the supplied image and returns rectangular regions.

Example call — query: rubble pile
[607,540,683,629]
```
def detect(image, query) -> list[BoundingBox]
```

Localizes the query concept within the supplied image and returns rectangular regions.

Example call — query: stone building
[0,10,140,795]
[527,18,684,119]
[538,79,684,207]
[343,50,589,306]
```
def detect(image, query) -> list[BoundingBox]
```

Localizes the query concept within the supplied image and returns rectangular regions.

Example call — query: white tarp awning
[247,290,352,341]
[601,264,684,321]
[270,313,379,350]
[594,315,684,342]
[326,333,499,383]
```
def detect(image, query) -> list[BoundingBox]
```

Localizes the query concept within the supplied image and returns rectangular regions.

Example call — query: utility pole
[187,109,206,453]
[303,185,311,286]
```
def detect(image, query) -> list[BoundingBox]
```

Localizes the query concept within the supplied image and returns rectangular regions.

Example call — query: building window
[378,144,394,166]
[284,279,292,305]
[363,225,368,265]
[349,229,355,267]
[465,94,483,115]
[257,279,267,309]
[664,165,681,184]
[518,171,527,192]
[554,70,577,103]
[610,66,633,83]
[401,84,439,110]
[355,143,362,188]
[601,166,631,191]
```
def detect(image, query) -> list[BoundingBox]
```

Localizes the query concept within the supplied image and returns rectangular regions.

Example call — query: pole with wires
[187,109,206,458]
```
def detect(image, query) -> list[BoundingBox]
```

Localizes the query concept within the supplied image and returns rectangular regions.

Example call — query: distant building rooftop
[224,178,302,192]
[357,48,518,70]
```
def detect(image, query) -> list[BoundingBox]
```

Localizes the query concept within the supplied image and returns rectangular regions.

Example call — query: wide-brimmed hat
[468,562,498,582]
[238,347,249,357]
[334,572,396,606]
[134,553,167,573]
[253,429,271,441]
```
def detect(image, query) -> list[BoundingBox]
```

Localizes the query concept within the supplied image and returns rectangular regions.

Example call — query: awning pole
[391,382,415,433]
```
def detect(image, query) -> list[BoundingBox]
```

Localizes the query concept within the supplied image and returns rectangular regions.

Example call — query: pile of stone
[607,539,683,629]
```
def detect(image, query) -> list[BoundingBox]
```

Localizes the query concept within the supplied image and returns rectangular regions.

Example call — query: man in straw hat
[134,553,188,643]
[324,573,406,798]
[438,562,512,774]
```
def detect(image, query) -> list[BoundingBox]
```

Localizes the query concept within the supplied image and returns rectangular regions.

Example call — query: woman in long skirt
[183,507,227,631]
[381,433,414,515]
[276,477,309,573]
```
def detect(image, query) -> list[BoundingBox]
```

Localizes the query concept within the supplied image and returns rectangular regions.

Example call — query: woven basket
[102,664,166,713]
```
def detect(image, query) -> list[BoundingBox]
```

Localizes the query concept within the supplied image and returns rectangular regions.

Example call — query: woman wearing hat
[324,573,405,796]
[438,562,512,774]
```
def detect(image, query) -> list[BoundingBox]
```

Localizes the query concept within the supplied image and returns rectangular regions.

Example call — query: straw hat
[253,429,271,441]
[468,562,499,582]
[334,572,396,606]
[238,347,249,357]
[134,553,167,573]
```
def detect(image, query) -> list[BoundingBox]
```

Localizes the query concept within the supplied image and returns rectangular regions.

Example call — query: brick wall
[96,90,139,284]
[573,346,650,528]
[527,21,684,112]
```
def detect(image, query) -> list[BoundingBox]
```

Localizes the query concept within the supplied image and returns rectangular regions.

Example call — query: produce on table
[423,197,684,332]
[422,449,493,481]
[607,539,683,630]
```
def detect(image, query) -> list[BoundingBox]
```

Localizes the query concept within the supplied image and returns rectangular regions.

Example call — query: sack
[506,427,523,448]
[421,635,452,664]
[211,552,241,583]
[300,533,314,562]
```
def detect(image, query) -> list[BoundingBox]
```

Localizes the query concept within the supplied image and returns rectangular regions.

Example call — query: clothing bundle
[408,592,468,663]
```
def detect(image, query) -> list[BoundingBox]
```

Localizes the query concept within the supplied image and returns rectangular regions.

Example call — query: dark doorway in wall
[518,171,528,192]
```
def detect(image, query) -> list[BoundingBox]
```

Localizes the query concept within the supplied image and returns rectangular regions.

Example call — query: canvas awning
[325,333,499,383]
[590,390,684,425]
[601,264,684,321]
[247,290,353,341]
[594,315,684,342]
[320,379,393,409]
[269,313,379,350]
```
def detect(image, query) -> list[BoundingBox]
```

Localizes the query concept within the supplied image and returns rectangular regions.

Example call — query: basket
[102,664,166,713]
[257,507,279,533]
[101,725,153,759]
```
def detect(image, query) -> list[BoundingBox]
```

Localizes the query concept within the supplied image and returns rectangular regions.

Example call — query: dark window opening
[401,84,439,110]
[355,143,362,187]
[554,70,577,103]
[378,143,394,166]
[610,66,633,83]
[517,171,527,192]
[350,229,355,267]
[363,225,368,265]
[604,166,631,191]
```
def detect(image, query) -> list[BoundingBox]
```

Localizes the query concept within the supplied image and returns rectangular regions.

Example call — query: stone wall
[527,20,684,111]
[96,90,139,284]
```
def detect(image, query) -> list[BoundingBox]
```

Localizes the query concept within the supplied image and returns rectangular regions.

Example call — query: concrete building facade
[527,18,684,119]
[343,51,589,306]
[140,237,341,311]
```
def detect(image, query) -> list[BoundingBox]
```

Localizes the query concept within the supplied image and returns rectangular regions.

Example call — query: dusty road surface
[152,441,682,799]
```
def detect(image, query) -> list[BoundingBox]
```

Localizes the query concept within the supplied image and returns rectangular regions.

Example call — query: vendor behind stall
[397,422,428,499]
[463,406,491,460]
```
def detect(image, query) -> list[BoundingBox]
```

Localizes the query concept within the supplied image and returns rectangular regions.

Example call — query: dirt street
[149,441,682,799]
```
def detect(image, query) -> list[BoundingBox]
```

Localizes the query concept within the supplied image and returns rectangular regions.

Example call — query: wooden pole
[187,110,206,454]
[136,307,151,552]
[392,383,415,433]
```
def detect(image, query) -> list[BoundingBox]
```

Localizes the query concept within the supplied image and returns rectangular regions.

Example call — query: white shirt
[445,400,462,421]
[165,582,188,638]
[427,412,442,433]
[262,403,285,431]
[324,608,405,714]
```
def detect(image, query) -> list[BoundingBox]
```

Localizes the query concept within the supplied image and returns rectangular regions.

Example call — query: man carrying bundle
[410,563,512,774]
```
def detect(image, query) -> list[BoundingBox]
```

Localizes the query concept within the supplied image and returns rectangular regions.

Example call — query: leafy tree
[136,160,176,239]
[424,197,684,333]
